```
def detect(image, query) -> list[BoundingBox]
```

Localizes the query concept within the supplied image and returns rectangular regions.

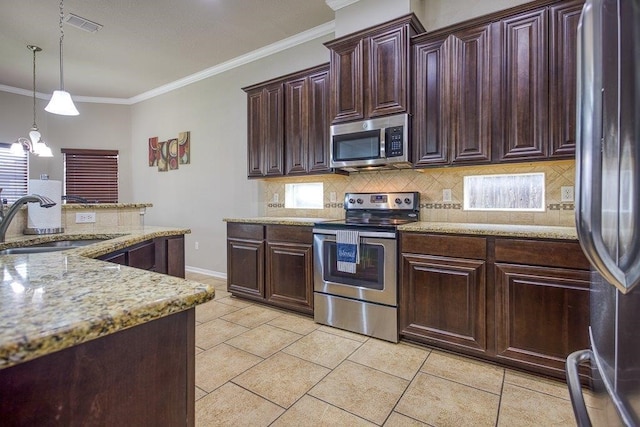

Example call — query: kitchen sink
[0,239,108,255]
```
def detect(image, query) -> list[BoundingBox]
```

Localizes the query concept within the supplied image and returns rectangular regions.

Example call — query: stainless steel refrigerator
[567,0,640,425]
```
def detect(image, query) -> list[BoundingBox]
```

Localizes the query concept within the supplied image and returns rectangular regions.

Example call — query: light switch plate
[75,212,96,223]
[330,192,337,203]
[443,189,452,202]
[273,193,279,203]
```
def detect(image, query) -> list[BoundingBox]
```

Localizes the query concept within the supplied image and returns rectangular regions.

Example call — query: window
[62,149,118,203]
[0,143,28,203]
[284,182,323,209]
[463,173,545,212]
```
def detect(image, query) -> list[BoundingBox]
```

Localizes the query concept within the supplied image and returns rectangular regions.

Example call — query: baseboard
[185,266,227,280]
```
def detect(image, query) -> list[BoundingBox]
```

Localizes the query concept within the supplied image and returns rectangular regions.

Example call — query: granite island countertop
[0,226,215,369]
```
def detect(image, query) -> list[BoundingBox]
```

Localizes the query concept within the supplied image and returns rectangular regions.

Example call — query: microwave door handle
[380,128,386,158]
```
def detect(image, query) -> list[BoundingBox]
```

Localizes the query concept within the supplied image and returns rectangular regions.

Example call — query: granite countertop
[398,222,578,240]
[224,217,337,227]
[0,226,215,370]
[225,217,577,240]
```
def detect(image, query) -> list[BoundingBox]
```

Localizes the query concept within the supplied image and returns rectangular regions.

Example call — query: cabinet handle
[566,349,592,427]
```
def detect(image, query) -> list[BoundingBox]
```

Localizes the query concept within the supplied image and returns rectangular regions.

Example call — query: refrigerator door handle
[566,349,593,427]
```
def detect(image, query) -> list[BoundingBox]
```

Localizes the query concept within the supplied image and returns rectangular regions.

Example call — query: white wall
[130,35,333,276]
[0,91,132,201]
[421,0,533,31]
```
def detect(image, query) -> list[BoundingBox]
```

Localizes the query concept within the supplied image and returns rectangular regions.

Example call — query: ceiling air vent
[64,13,103,33]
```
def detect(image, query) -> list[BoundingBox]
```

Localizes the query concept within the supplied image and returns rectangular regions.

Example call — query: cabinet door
[495,263,590,378]
[496,8,549,161]
[368,26,408,118]
[246,88,265,177]
[412,35,450,166]
[549,0,583,158]
[329,38,364,123]
[450,24,492,163]
[227,238,264,299]
[266,241,314,314]
[307,69,331,173]
[400,253,487,354]
[264,83,284,176]
[165,236,185,278]
[285,77,309,175]
[128,240,156,271]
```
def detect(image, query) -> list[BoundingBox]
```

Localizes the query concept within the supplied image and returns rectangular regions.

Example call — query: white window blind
[62,149,119,203]
[0,143,28,203]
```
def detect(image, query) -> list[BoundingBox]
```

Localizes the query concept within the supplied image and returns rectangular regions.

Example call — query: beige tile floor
[189,272,592,426]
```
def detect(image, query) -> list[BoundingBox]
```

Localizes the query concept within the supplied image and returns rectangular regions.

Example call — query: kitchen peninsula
[0,226,215,425]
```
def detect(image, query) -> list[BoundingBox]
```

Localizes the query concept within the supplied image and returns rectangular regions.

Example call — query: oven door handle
[312,228,396,239]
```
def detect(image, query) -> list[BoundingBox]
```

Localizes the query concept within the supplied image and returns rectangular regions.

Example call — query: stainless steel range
[313,192,419,342]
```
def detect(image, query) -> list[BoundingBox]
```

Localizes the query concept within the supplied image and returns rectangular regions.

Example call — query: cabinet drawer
[401,233,486,259]
[227,223,264,240]
[266,225,312,244]
[495,238,589,270]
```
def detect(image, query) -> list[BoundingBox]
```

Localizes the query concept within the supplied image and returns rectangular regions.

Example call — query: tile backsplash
[262,159,576,227]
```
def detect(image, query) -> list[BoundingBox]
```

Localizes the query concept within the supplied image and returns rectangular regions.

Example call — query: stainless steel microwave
[329,113,410,171]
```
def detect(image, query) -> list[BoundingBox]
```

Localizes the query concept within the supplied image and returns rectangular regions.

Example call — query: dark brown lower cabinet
[98,235,186,278]
[266,225,314,314]
[494,238,591,382]
[227,223,265,299]
[0,309,195,426]
[400,232,590,382]
[227,223,313,315]
[400,233,488,355]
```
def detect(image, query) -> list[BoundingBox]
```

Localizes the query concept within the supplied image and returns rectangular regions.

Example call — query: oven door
[313,228,397,306]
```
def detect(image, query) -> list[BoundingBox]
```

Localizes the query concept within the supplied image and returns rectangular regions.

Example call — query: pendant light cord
[58,0,65,91]
[32,46,37,128]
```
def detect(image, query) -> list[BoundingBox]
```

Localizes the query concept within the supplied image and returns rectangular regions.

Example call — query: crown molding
[130,20,335,104]
[1,20,336,106]
[325,0,360,11]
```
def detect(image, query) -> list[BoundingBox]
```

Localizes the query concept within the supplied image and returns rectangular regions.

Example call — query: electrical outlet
[330,192,337,203]
[75,212,96,223]
[273,193,279,203]
[195,241,199,250]
[443,189,452,202]
[561,186,574,202]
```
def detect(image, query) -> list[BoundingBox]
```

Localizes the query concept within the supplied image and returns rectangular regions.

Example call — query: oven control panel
[344,192,419,210]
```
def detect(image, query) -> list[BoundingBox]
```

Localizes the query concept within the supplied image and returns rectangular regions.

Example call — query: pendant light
[11,45,54,157]
[45,0,79,116]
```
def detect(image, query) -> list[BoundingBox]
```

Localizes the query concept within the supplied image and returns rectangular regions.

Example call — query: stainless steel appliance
[329,113,411,172]
[566,0,640,425]
[313,192,419,342]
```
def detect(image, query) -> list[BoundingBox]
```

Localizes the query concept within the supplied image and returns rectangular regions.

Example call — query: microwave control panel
[386,126,404,157]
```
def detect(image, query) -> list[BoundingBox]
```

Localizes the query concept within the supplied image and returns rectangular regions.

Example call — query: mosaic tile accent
[262,160,576,227]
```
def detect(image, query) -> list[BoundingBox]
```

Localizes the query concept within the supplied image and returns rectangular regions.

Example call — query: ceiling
[0,0,335,101]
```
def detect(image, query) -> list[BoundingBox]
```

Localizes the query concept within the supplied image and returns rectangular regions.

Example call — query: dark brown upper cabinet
[412,0,583,168]
[549,0,583,157]
[284,65,331,175]
[243,63,330,178]
[494,0,583,162]
[245,82,284,177]
[325,14,425,124]
[412,21,493,167]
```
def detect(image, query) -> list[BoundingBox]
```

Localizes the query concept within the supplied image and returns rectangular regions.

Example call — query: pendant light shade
[46,90,79,115]
[45,0,79,116]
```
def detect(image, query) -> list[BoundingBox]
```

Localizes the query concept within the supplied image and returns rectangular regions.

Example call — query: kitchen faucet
[0,189,56,242]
